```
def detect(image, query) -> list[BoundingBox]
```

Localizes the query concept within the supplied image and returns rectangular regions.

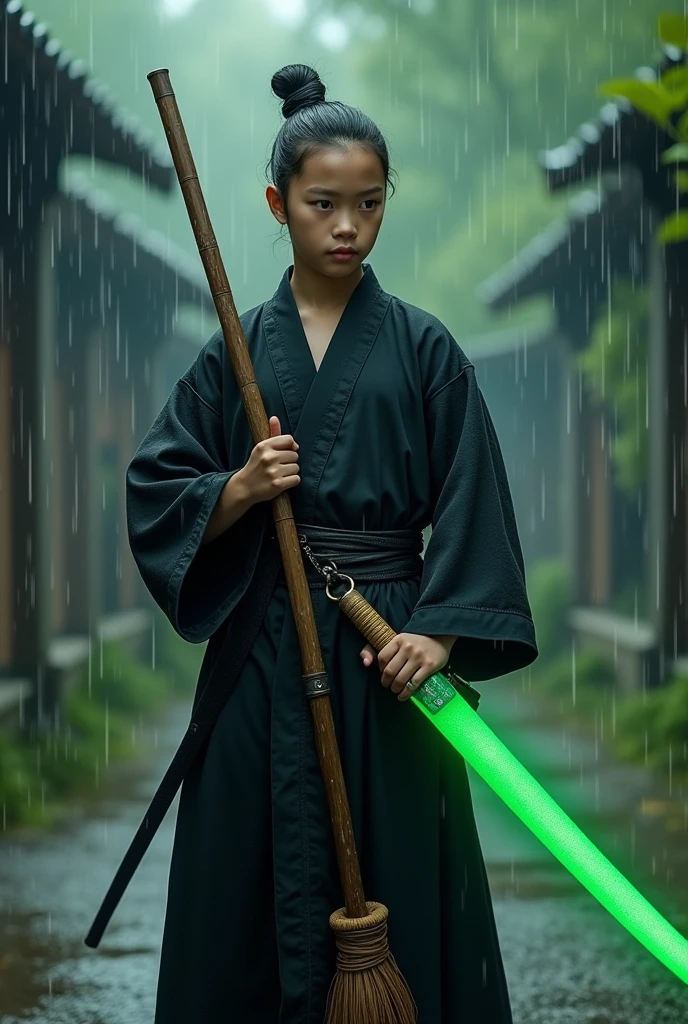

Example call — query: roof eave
[4,0,174,193]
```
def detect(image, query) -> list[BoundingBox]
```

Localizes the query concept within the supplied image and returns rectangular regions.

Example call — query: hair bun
[271,64,326,119]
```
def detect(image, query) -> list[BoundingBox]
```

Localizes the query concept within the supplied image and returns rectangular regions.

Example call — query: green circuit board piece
[414,672,457,715]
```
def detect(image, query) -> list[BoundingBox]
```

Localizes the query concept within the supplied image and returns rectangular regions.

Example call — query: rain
[1,0,688,1021]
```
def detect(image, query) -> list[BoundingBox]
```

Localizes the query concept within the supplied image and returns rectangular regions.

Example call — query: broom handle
[147,69,367,919]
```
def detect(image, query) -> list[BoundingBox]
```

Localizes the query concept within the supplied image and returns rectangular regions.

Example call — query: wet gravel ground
[0,686,687,1023]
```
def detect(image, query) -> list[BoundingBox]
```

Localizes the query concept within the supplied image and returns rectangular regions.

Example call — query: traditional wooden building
[480,181,650,627]
[457,323,565,570]
[0,2,212,728]
[534,46,688,687]
[479,43,688,691]
[43,174,213,727]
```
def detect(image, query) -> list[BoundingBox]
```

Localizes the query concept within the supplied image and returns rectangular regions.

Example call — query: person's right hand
[235,416,300,505]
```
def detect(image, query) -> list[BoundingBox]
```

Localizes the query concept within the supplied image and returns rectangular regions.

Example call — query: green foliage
[613,675,688,772]
[528,644,688,780]
[0,733,46,828]
[532,646,617,700]
[658,210,688,243]
[0,636,193,831]
[662,142,688,163]
[0,663,134,830]
[599,12,688,243]
[597,78,683,127]
[659,12,688,48]
[576,282,650,494]
[653,676,688,745]
[153,610,205,697]
[76,639,171,714]
[660,66,688,93]
[525,557,572,666]
[35,689,133,801]
[607,580,649,620]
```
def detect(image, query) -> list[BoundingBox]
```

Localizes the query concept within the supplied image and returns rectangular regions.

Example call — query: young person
[127,62,538,1023]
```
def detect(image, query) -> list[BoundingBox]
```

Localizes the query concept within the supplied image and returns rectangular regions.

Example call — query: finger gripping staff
[336,587,688,987]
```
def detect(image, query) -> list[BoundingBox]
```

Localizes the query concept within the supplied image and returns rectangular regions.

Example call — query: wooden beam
[51,374,66,634]
[0,342,12,669]
[648,240,688,676]
[589,405,611,606]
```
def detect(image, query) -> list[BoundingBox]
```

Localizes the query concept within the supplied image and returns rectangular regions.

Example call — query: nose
[334,222,357,241]
[333,211,357,235]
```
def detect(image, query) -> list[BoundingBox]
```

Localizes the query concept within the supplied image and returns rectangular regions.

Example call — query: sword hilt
[339,588,395,650]
[338,586,481,711]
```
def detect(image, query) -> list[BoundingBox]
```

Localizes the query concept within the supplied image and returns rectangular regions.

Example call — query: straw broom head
[325,902,417,1023]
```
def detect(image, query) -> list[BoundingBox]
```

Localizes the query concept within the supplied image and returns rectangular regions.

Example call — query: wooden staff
[147,70,416,1023]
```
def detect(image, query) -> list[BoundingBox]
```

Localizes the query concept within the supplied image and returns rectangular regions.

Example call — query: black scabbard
[84,538,281,950]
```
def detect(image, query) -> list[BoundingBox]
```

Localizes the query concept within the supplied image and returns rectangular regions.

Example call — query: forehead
[295,144,385,190]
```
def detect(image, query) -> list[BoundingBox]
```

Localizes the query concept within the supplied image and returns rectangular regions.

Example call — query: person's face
[266,143,386,277]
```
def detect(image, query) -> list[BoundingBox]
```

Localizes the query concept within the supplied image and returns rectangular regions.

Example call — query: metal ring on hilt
[297,534,356,602]
[326,572,355,602]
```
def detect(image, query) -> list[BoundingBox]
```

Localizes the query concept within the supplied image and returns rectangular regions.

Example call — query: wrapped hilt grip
[339,589,396,651]
[338,586,481,712]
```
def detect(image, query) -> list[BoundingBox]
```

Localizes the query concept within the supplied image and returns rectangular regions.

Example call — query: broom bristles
[324,902,417,1024]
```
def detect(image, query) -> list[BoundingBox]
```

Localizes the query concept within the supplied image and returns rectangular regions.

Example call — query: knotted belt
[84,520,426,949]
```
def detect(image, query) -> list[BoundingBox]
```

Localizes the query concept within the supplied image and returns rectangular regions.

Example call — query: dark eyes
[311,199,380,211]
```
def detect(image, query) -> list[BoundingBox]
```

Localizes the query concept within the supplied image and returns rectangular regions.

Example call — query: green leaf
[658,13,688,49]
[679,110,688,140]
[674,170,688,192]
[662,143,688,164]
[661,66,688,93]
[597,79,676,127]
[657,211,688,244]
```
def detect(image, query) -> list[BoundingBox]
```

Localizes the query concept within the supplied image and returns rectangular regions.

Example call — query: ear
[266,185,288,225]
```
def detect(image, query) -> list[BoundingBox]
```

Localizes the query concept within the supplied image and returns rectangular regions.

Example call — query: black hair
[264,63,397,234]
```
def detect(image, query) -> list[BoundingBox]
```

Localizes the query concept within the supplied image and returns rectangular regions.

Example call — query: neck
[289,252,364,313]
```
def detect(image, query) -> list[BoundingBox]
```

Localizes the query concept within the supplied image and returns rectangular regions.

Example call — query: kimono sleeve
[400,361,538,681]
[125,334,267,643]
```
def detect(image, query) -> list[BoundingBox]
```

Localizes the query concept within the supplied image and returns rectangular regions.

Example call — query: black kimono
[126,263,538,1023]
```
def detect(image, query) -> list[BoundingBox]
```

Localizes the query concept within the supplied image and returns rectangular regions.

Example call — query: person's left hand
[360,633,456,701]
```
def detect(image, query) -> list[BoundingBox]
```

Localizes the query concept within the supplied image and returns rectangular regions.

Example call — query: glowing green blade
[412,672,688,985]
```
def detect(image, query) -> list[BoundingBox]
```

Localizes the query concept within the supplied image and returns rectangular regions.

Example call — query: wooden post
[588,404,611,606]
[55,299,101,637]
[8,201,58,728]
[649,239,688,674]
[563,345,595,606]
[0,341,12,670]
[118,384,137,611]
[86,333,104,633]
[96,328,120,617]
[51,374,66,634]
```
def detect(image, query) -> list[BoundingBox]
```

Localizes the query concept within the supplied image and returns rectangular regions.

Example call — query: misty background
[26,0,669,336]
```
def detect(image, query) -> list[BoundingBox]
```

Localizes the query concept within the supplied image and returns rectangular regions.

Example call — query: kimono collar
[261,260,391,520]
[273,261,383,325]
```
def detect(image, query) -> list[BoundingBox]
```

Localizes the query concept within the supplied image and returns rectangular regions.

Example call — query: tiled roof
[478,183,646,312]
[59,171,213,310]
[2,0,173,191]
[538,48,685,210]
